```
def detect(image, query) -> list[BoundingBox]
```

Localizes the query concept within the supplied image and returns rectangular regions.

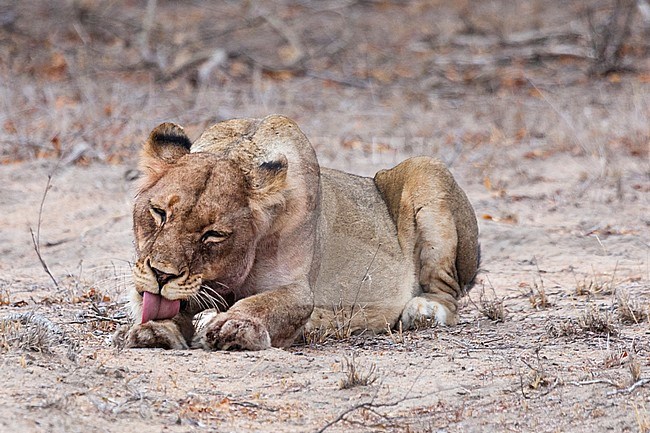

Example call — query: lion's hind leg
[374,157,479,329]
[401,205,463,327]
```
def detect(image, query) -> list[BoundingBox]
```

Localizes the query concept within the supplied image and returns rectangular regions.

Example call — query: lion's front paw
[195,313,271,351]
[126,320,189,349]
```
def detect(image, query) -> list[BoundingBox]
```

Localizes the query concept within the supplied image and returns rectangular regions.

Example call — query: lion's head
[130,123,288,324]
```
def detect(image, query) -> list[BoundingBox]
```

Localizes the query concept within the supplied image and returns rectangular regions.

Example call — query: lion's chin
[141,292,181,323]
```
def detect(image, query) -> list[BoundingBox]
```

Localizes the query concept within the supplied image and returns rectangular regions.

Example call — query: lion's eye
[201,230,230,244]
[150,206,167,225]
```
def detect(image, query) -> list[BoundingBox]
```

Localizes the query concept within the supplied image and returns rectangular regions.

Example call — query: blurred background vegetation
[0,0,648,170]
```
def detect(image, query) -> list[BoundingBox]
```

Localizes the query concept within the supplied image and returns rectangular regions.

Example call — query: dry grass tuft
[302,306,361,345]
[602,347,628,369]
[634,402,650,433]
[0,286,10,306]
[628,354,642,384]
[616,289,649,324]
[476,284,507,322]
[519,349,557,397]
[386,320,405,345]
[545,319,580,338]
[302,325,335,346]
[413,315,439,330]
[528,279,551,310]
[524,363,553,391]
[575,267,618,297]
[578,305,618,336]
[575,277,616,296]
[585,0,637,76]
[339,353,378,390]
[329,306,360,341]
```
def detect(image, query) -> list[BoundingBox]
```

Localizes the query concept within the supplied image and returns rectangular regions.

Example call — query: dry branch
[30,174,58,288]
[607,378,650,395]
[316,369,429,433]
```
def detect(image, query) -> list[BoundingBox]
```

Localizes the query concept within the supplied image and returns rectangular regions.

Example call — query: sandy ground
[1,128,648,432]
[1,1,649,432]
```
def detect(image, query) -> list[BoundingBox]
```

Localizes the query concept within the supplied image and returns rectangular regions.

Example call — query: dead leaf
[483,177,492,191]
[638,73,650,83]
[607,73,621,83]
[481,213,518,224]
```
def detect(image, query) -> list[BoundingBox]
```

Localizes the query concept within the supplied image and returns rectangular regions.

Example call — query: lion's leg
[126,313,194,349]
[374,157,479,329]
[193,284,313,350]
[401,206,462,327]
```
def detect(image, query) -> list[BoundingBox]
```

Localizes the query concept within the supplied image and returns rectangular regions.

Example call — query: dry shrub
[0,314,59,353]
[339,354,378,390]
[585,0,637,76]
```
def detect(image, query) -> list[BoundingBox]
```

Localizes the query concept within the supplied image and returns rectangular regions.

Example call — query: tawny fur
[126,115,479,350]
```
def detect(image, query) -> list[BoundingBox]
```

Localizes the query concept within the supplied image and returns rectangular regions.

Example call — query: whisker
[196,291,222,311]
[200,284,228,310]
[209,280,230,290]
[194,292,212,311]
[188,293,202,310]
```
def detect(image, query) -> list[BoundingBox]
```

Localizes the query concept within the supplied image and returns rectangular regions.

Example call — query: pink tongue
[142,292,181,323]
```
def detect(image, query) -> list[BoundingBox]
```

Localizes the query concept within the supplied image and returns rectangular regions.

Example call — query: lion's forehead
[150,157,248,202]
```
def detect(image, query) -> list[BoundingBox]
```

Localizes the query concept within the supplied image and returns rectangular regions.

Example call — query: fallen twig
[68,314,128,325]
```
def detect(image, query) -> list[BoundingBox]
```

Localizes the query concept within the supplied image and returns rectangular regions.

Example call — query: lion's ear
[250,155,288,193]
[143,122,191,165]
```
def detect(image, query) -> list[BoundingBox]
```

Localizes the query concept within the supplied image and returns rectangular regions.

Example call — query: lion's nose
[150,266,180,289]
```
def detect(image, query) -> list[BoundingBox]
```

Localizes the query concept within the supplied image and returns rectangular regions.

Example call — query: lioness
[127,115,479,350]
